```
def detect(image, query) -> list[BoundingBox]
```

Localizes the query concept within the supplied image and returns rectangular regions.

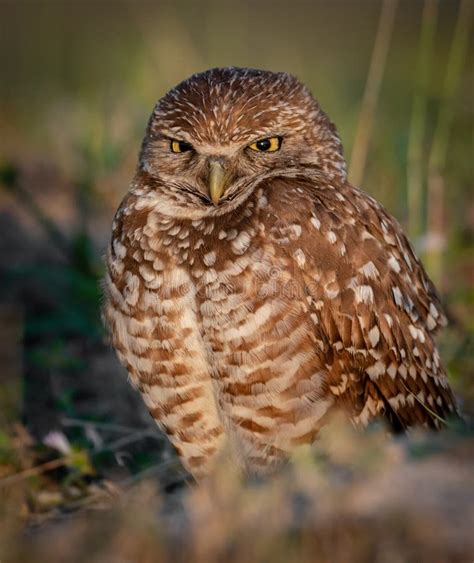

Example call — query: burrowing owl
[103,67,457,478]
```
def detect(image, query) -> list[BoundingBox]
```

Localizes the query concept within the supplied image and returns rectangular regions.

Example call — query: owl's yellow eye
[171,140,193,153]
[248,137,282,153]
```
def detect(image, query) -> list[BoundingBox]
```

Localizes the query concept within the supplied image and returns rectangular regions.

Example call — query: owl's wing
[298,181,457,430]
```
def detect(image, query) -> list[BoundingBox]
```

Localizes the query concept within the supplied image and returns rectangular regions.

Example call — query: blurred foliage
[1,418,474,562]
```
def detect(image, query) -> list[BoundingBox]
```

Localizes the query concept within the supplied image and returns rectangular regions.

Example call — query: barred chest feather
[104,178,456,477]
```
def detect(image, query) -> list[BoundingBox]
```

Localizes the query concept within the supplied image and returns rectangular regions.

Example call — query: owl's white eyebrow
[247,133,284,144]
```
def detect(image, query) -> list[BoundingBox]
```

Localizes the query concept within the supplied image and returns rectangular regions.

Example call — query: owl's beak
[208,160,228,205]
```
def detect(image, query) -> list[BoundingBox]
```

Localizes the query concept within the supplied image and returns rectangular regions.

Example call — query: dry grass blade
[0,457,70,488]
[91,429,159,454]
[400,380,448,426]
[349,0,398,186]
[60,417,146,435]
[425,0,473,285]
[0,430,157,488]
[407,0,438,243]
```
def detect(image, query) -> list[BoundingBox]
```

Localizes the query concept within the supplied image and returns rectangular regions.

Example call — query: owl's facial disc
[142,68,348,217]
[165,135,284,205]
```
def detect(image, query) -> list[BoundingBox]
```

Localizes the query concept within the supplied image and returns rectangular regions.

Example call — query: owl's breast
[188,214,333,471]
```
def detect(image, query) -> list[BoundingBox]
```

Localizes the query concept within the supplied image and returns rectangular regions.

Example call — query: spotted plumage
[103,67,457,478]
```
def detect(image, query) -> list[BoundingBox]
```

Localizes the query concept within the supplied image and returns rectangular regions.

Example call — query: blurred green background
[0,0,472,543]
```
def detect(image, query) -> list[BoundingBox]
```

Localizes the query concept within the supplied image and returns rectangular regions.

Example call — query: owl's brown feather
[103,67,457,478]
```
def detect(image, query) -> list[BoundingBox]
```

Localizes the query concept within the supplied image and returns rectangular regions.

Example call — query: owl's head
[138,67,346,218]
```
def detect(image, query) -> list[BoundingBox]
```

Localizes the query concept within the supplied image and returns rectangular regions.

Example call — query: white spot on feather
[366,361,384,379]
[113,240,127,259]
[392,286,403,307]
[329,374,348,396]
[168,225,181,236]
[388,393,406,411]
[426,314,436,331]
[359,261,379,279]
[361,230,375,241]
[231,231,251,255]
[310,313,319,325]
[290,224,302,238]
[354,285,374,304]
[409,325,418,340]
[203,251,216,266]
[368,326,380,347]
[387,363,397,378]
[293,248,306,268]
[388,255,401,273]
[327,231,337,244]
[429,303,439,319]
